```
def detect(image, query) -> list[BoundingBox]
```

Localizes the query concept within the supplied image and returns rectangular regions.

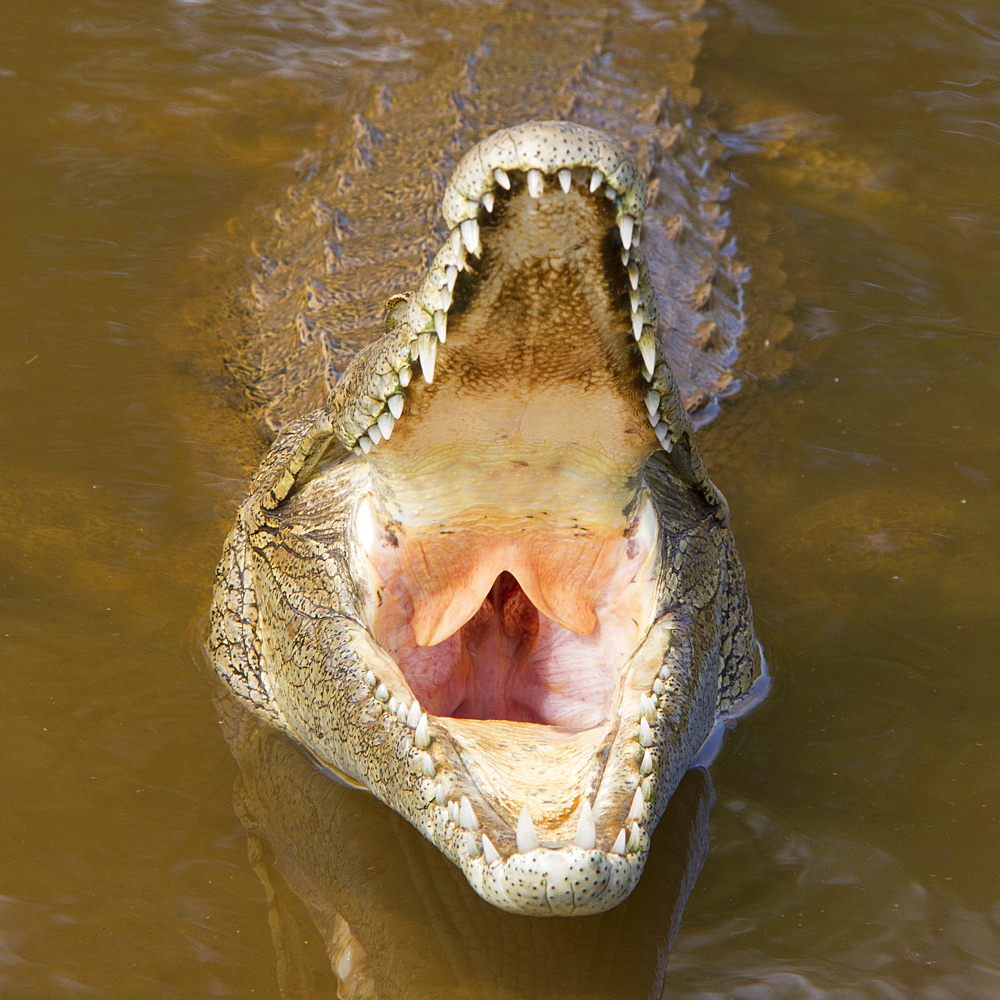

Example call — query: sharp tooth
[558,168,572,193]
[656,423,673,451]
[619,215,635,250]
[482,191,494,213]
[635,495,657,553]
[627,822,642,853]
[640,694,656,721]
[493,167,511,190]
[388,696,398,714]
[631,308,644,340]
[464,830,482,857]
[612,828,627,855]
[605,185,617,201]
[574,799,597,851]
[482,833,500,865]
[460,795,479,831]
[642,775,655,800]
[414,712,432,748]
[627,787,644,823]
[653,678,666,696]
[449,228,462,254]
[406,699,422,728]
[639,716,655,747]
[420,752,436,778]
[387,393,404,419]
[640,749,654,775]
[516,806,539,853]
[526,168,543,198]
[364,670,376,688]
[439,286,452,311]
[434,309,447,343]
[644,390,661,419]
[374,683,389,702]
[357,435,372,454]
[352,447,362,457]
[628,262,639,290]
[377,411,394,440]
[367,422,382,446]
[398,364,412,387]
[418,333,437,383]
[630,289,640,312]
[459,217,480,254]
[590,169,603,193]
[435,784,447,806]
[396,699,408,721]
[639,331,656,374]
[621,246,630,267]
[448,800,460,824]
[445,264,458,291]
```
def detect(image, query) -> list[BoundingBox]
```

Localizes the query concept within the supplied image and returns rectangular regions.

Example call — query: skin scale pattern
[210,2,764,916]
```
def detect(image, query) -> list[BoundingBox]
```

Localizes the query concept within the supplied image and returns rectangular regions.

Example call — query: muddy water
[1,0,998,996]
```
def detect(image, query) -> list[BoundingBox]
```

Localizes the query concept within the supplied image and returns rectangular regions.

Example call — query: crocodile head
[212,121,763,916]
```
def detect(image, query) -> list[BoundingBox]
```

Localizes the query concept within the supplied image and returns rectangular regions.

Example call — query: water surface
[1,0,998,996]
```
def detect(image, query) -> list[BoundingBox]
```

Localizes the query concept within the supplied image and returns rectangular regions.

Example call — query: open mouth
[332,123,716,866]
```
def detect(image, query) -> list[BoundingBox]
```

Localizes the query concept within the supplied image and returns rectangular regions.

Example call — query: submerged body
[210,6,766,916]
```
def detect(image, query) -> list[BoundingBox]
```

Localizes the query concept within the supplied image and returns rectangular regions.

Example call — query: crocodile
[208,4,768,917]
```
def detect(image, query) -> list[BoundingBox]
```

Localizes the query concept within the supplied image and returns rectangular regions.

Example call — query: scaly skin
[210,120,764,915]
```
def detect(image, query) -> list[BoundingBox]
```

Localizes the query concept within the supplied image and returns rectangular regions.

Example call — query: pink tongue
[389,529,627,647]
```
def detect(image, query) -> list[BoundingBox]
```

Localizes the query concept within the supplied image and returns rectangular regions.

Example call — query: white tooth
[357,435,372,454]
[627,786,644,823]
[640,749,654,775]
[653,678,666,696]
[396,701,408,723]
[516,806,539,853]
[526,168,543,198]
[448,800,460,824]
[605,185,617,201]
[460,795,479,831]
[482,191,494,213]
[420,752,436,778]
[659,664,672,681]
[445,264,458,291]
[639,332,656,374]
[644,390,661,419]
[631,308,644,340]
[356,496,377,556]
[352,447,362,457]
[640,694,656,721]
[636,496,657,554]
[630,289,640,312]
[449,228,462,254]
[374,683,389,702]
[642,775,655,800]
[387,393,404,419]
[493,167,511,190]
[627,822,642,853]
[439,286,452,311]
[364,670,376,688]
[414,712,432,749]
[367,423,382,446]
[612,828,627,855]
[406,699,421,728]
[482,833,500,865]
[590,169,603,193]
[464,830,482,857]
[628,262,639,290]
[656,423,673,452]
[377,411,394,440]
[388,696,398,714]
[639,716,655,747]
[434,309,447,343]
[398,364,412,387]
[558,168,572,193]
[418,333,437,383]
[621,246,630,267]
[619,215,635,250]
[574,800,597,851]
[460,218,480,254]
[435,784,447,806]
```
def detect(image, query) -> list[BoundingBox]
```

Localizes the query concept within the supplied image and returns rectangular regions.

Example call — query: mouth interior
[357,171,661,743]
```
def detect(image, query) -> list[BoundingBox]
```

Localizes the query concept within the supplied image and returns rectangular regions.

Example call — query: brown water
[1,0,998,997]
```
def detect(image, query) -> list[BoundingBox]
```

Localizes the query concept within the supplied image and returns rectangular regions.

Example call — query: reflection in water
[219,690,714,1000]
